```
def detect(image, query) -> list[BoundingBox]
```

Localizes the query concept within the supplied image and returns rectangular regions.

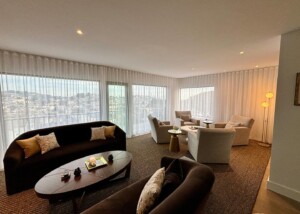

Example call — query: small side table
[168,129,182,152]
[203,120,213,128]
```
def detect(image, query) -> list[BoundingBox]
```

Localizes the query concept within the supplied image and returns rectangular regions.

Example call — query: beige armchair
[148,114,173,144]
[214,115,254,146]
[175,111,200,127]
[188,128,236,164]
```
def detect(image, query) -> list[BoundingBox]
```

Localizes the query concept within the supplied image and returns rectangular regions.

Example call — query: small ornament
[108,154,113,162]
[74,167,81,177]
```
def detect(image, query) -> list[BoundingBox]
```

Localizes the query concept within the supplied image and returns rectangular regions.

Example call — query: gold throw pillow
[16,135,40,158]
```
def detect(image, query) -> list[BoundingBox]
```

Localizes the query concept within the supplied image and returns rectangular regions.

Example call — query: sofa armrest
[113,125,127,150]
[151,164,215,214]
[4,143,24,169]
[191,118,200,126]
[4,142,24,195]
[214,122,227,128]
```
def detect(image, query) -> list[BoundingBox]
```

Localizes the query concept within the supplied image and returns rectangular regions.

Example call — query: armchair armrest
[158,125,173,131]
[160,121,170,125]
[214,122,227,128]
[191,118,200,126]
[232,126,251,145]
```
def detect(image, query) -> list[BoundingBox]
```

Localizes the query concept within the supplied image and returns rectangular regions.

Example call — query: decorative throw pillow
[136,167,165,214]
[36,132,60,154]
[104,126,116,138]
[180,115,190,122]
[90,127,106,140]
[225,121,241,129]
[16,135,41,158]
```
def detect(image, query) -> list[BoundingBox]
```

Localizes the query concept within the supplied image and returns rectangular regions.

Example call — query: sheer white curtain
[0,50,177,169]
[178,66,278,142]
[104,67,176,137]
[0,51,103,169]
[132,85,167,136]
[180,87,215,120]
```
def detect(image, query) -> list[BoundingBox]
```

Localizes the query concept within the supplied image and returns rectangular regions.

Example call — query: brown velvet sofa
[3,121,126,195]
[81,157,215,214]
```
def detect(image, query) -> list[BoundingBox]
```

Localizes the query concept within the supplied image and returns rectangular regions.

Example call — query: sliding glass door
[107,83,128,132]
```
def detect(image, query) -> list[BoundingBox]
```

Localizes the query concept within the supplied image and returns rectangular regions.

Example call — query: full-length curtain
[0,50,177,169]
[178,66,278,142]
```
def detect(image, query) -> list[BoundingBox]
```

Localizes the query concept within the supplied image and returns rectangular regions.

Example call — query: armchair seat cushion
[183,121,196,126]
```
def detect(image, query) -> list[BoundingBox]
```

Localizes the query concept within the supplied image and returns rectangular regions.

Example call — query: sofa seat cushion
[17,138,116,189]
[20,138,115,169]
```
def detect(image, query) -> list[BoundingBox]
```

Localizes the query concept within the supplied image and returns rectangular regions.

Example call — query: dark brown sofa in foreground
[82,157,215,214]
[4,121,126,195]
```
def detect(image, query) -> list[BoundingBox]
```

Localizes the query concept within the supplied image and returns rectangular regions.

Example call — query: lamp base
[258,142,271,147]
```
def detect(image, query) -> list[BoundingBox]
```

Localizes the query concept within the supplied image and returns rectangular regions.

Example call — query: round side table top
[168,129,182,135]
[203,120,213,124]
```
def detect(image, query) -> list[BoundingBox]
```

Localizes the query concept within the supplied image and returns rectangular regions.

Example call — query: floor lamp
[259,92,273,147]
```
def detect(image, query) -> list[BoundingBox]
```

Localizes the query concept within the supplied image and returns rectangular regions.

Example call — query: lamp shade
[261,101,269,108]
[266,92,274,99]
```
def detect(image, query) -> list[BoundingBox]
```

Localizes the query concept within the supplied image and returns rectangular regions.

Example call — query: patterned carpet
[0,134,271,214]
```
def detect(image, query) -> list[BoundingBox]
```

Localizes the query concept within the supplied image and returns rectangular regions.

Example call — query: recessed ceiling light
[255,65,259,68]
[76,29,84,35]
[239,51,244,55]
[191,67,195,71]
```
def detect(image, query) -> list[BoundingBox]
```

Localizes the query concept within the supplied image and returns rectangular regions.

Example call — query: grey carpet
[0,134,270,214]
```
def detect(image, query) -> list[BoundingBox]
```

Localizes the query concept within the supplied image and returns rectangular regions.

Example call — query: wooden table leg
[169,134,180,152]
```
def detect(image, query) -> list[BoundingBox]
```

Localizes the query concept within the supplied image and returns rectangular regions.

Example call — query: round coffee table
[168,129,182,152]
[35,150,132,212]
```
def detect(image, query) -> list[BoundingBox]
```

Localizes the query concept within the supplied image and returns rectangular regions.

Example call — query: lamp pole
[259,92,273,147]
[265,92,274,143]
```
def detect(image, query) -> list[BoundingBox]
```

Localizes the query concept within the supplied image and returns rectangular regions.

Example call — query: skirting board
[267,179,300,202]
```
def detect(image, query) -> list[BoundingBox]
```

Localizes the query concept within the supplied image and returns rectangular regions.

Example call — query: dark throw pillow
[157,159,184,203]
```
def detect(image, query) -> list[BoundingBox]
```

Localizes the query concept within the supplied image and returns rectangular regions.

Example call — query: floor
[253,161,300,214]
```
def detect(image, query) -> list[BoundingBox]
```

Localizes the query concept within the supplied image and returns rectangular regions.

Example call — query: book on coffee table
[85,156,108,171]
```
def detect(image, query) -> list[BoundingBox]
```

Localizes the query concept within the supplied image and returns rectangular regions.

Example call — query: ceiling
[1,1,300,78]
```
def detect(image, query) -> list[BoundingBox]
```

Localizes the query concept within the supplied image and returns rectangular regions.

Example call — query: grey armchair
[148,114,173,144]
[175,111,200,127]
[214,115,254,146]
[188,128,236,164]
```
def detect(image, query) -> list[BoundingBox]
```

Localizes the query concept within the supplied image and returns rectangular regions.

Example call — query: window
[180,87,215,119]
[107,83,128,132]
[132,85,167,135]
[0,74,100,145]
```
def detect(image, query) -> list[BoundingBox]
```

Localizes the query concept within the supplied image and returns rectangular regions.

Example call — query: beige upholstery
[175,111,200,127]
[214,115,255,146]
[188,128,236,164]
[148,114,173,144]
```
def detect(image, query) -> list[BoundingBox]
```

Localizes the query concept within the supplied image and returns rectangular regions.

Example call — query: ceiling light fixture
[76,29,84,36]
[255,65,259,68]
[239,51,244,55]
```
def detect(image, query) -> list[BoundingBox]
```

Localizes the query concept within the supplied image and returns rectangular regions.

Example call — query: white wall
[268,28,300,202]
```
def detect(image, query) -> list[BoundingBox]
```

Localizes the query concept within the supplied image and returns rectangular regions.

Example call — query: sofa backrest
[13,121,119,146]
